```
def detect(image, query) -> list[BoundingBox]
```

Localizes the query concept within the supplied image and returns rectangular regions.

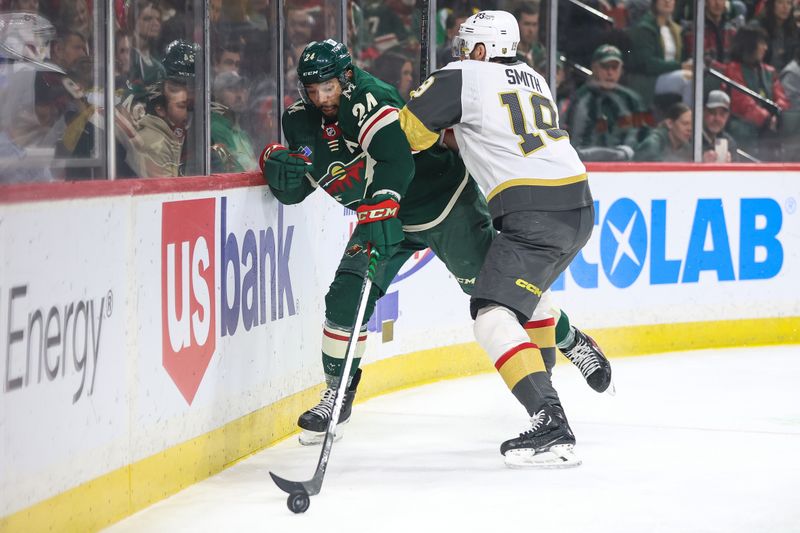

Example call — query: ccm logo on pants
[516,278,542,296]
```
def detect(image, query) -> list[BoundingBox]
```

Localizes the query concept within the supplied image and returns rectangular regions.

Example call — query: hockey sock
[474,305,559,416]
[524,316,557,373]
[555,309,576,349]
[321,321,367,388]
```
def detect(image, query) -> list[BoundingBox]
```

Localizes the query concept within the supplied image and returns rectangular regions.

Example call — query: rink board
[1,167,799,531]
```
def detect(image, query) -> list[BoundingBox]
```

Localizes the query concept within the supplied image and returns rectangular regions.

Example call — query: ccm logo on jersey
[515,278,543,296]
[356,199,400,223]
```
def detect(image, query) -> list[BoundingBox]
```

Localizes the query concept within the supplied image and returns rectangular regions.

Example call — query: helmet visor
[451,36,474,58]
[298,78,339,105]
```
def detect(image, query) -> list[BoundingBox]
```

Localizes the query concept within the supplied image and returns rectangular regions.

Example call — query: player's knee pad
[532,289,560,320]
[473,304,531,364]
[325,272,380,328]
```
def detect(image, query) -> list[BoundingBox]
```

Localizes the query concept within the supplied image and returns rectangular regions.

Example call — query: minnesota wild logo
[319,154,367,203]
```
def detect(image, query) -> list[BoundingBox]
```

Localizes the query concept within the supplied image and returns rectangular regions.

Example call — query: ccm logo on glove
[356,199,400,223]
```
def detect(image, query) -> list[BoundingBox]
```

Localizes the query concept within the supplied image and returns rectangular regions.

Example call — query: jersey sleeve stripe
[358,106,398,150]
[398,107,440,151]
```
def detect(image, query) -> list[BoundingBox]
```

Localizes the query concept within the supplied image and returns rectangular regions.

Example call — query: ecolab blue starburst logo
[600,199,648,288]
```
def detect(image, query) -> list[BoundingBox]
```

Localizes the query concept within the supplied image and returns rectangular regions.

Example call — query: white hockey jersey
[400,59,591,218]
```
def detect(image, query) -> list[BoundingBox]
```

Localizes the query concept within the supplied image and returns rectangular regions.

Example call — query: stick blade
[269,472,307,495]
[269,471,322,496]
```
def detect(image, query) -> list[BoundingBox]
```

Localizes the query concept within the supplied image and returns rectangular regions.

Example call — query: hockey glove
[354,193,403,258]
[259,143,311,191]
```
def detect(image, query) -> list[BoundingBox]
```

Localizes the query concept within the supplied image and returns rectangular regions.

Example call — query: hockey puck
[287,491,310,514]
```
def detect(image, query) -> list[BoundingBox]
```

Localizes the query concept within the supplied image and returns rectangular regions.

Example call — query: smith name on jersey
[399,59,593,220]
[276,65,470,230]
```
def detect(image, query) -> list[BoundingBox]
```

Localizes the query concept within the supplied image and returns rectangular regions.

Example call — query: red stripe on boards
[0,171,265,204]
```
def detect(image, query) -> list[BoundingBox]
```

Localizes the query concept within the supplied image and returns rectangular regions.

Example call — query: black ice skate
[562,328,615,394]
[297,368,362,446]
[501,405,581,468]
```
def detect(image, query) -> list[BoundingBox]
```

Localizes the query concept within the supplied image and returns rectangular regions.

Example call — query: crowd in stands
[496,0,800,161]
[1,0,799,185]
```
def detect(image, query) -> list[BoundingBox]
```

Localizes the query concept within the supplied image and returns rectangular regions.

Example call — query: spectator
[365,0,418,54]
[634,101,693,160]
[683,0,738,69]
[701,90,740,161]
[57,55,102,178]
[755,0,799,71]
[780,41,800,107]
[210,71,256,173]
[115,30,132,88]
[0,70,71,183]
[515,1,546,71]
[127,79,188,177]
[9,0,39,13]
[779,43,800,157]
[347,0,369,62]
[50,29,88,72]
[626,0,693,108]
[213,40,242,78]
[371,50,415,101]
[566,44,651,161]
[210,0,222,25]
[285,8,314,52]
[58,0,91,41]
[0,70,79,183]
[246,0,271,32]
[557,0,614,68]
[283,8,314,103]
[128,0,166,86]
[724,23,791,159]
[436,9,470,68]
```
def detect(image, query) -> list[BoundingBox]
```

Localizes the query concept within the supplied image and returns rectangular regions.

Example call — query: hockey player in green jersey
[261,39,611,447]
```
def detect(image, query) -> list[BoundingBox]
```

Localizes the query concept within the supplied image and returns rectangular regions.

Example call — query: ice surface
[104,346,800,533]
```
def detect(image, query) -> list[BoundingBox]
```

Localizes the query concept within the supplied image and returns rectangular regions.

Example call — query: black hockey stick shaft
[270,249,380,497]
[419,0,431,81]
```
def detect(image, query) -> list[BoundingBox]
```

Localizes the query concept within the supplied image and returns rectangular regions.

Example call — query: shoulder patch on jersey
[286,100,307,114]
[358,105,399,151]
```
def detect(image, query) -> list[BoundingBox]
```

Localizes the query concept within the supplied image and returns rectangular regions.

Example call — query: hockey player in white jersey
[399,10,596,468]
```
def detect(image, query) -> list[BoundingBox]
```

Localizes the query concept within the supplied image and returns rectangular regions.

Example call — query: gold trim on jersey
[486,173,589,202]
[398,106,439,151]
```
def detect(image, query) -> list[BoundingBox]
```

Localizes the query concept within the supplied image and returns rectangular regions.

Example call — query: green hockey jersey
[274,66,468,229]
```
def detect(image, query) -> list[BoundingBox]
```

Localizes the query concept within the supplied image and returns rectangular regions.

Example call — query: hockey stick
[270,248,380,514]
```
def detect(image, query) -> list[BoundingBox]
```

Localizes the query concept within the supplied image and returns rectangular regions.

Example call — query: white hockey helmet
[452,10,520,60]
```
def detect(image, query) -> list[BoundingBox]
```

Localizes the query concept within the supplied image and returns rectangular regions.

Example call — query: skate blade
[504,444,582,469]
[297,419,349,446]
[604,379,617,397]
[298,429,343,446]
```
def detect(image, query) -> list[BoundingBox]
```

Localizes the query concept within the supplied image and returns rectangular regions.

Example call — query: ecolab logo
[161,197,296,404]
[553,197,783,290]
